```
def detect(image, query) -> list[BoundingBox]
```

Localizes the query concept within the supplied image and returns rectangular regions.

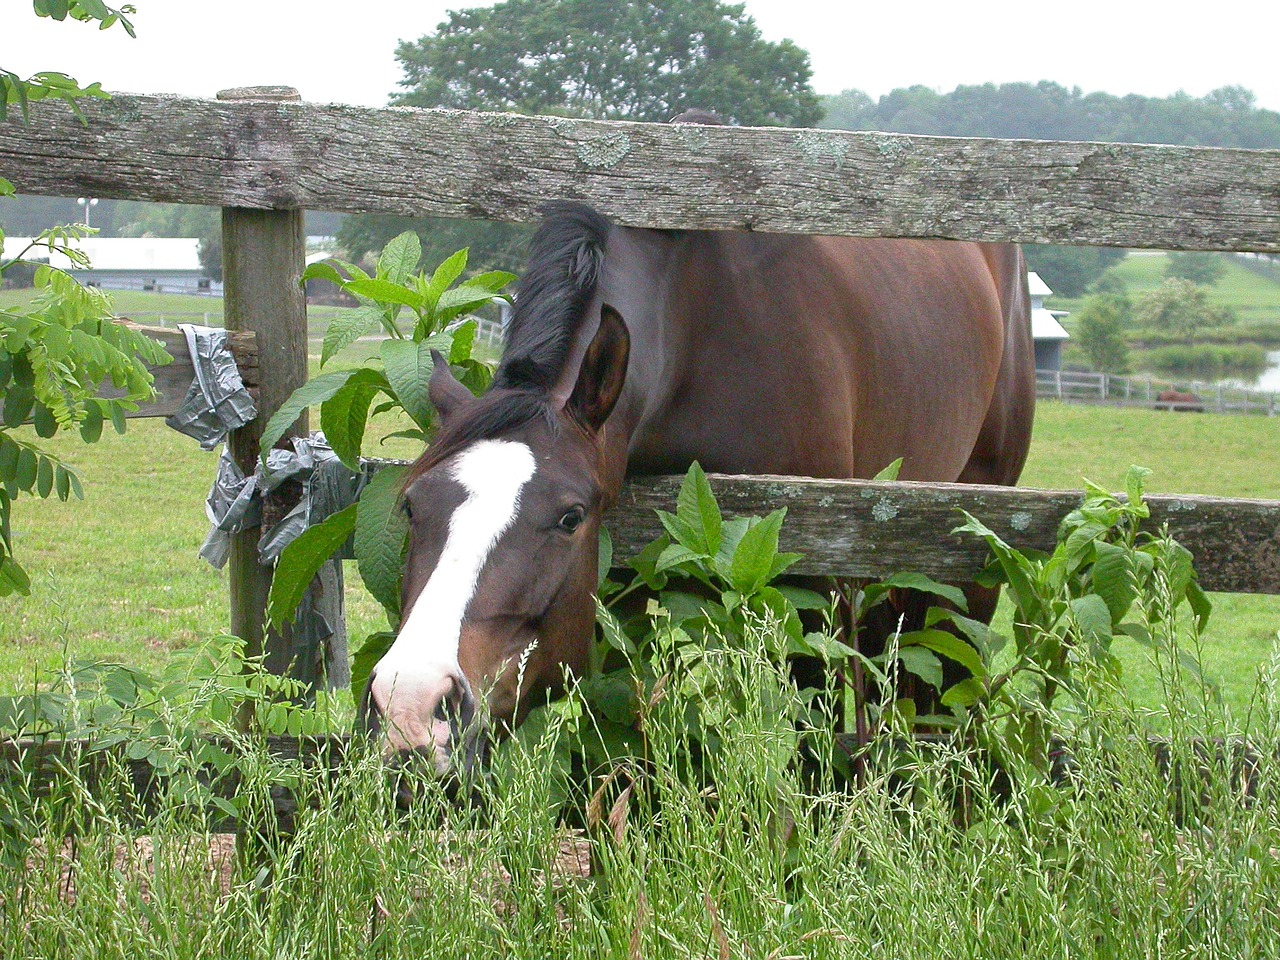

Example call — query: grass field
[2,398,1277,725]
[1047,252,1280,328]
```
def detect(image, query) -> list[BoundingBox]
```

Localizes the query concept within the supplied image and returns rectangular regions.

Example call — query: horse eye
[557,507,585,533]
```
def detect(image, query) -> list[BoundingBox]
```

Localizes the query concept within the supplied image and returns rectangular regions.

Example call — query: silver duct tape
[199,433,359,694]
[165,324,257,450]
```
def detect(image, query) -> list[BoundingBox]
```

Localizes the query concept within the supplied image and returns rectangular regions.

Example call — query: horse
[362,202,1036,774]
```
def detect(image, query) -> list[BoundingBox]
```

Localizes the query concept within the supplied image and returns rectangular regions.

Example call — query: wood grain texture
[102,324,257,420]
[609,474,1280,595]
[3,94,1279,250]
[359,461,1280,595]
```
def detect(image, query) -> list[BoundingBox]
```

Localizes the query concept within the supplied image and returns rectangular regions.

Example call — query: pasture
[1,399,1277,723]
[1046,251,1280,328]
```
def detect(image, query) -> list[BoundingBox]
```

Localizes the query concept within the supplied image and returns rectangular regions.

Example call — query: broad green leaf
[35,456,53,498]
[350,631,396,704]
[354,465,410,623]
[655,542,703,574]
[258,369,359,458]
[343,277,424,311]
[896,646,942,690]
[1090,541,1136,621]
[320,368,387,470]
[380,339,437,430]
[266,504,357,628]
[320,306,381,366]
[1186,580,1213,632]
[900,628,985,678]
[675,462,721,555]
[879,572,969,611]
[448,319,477,363]
[871,457,904,481]
[596,526,613,588]
[421,248,469,315]
[729,509,786,595]
[0,555,32,597]
[940,677,985,708]
[1068,594,1113,648]
[301,261,347,288]
[377,232,422,285]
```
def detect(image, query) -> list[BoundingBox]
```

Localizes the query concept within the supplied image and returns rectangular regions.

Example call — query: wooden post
[218,87,310,685]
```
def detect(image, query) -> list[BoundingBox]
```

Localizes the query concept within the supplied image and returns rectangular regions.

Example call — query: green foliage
[1,191,169,595]
[1136,277,1236,344]
[954,465,1212,777]
[1025,245,1128,298]
[1166,251,1228,286]
[1,1,135,123]
[265,239,513,678]
[1073,293,1131,373]
[1131,342,1269,377]
[820,81,1280,149]
[394,0,822,126]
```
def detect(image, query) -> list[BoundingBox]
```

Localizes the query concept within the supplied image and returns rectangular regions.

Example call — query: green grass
[1048,252,1280,327]
[3,620,1278,957]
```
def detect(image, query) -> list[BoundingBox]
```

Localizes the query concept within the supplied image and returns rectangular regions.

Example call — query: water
[1220,350,1280,392]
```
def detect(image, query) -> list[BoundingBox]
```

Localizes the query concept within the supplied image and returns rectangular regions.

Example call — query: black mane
[493,202,610,392]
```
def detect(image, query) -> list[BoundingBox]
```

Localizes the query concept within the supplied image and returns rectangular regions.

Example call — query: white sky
[5,1,1280,113]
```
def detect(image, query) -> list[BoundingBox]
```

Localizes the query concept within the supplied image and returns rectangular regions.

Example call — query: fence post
[1055,369,1062,398]
[218,87,312,690]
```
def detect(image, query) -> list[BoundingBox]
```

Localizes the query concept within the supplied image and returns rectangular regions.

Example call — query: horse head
[361,205,630,775]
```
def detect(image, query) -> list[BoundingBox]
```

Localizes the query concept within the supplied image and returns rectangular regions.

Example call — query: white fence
[1036,369,1278,415]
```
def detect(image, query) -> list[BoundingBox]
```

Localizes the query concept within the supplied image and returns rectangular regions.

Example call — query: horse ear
[429,350,472,420]
[565,304,630,433]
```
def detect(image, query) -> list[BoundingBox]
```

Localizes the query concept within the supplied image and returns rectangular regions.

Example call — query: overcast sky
[7,1,1280,113]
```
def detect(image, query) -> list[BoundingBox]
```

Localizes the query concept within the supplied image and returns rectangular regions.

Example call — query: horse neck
[579,227,678,500]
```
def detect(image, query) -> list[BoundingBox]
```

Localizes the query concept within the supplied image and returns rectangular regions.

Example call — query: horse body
[587,230,1032,488]
[367,203,1035,771]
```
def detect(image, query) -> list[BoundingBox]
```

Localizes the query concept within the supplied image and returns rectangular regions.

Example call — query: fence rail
[1036,369,1279,414]
[4,94,1280,251]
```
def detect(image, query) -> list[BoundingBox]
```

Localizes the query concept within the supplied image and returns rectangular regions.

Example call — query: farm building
[0,236,219,295]
[1029,270,1069,371]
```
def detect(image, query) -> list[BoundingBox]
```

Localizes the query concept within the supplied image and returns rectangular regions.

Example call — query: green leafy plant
[952,465,1213,776]
[264,236,513,671]
[1,194,170,596]
[2,1,135,123]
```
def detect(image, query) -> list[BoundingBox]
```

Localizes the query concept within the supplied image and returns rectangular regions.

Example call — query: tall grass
[4,617,1279,958]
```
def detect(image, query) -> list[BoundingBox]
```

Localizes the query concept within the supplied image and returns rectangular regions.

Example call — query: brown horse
[363,202,1035,773]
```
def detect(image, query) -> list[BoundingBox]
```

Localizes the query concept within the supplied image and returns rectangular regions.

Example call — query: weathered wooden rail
[3,87,1280,694]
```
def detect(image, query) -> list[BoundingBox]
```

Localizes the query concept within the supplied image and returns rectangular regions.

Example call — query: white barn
[1028,271,1069,371]
[1,236,219,295]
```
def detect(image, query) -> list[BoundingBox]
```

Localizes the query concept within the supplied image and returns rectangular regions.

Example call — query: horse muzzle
[359,665,484,777]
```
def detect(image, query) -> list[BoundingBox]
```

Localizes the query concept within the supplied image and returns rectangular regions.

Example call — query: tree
[1135,278,1232,344]
[1024,245,1127,298]
[1165,252,1227,287]
[1072,294,1130,373]
[394,0,822,126]
[1,2,165,597]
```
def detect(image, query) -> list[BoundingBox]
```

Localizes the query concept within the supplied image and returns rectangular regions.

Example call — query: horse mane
[494,201,611,392]
[403,202,610,487]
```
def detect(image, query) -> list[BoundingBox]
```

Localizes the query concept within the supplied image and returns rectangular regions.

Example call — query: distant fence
[1037,369,1278,415]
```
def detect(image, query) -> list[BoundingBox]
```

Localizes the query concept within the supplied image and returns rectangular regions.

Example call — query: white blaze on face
[371,439,537,755]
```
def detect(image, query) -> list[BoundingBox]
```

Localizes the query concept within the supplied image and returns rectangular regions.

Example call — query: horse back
[627,232,1032,485]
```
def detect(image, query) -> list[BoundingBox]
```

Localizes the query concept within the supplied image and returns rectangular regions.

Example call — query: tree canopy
[393,0,822,127]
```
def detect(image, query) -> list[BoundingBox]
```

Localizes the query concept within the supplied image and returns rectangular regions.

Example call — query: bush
[1132,343,1269,376]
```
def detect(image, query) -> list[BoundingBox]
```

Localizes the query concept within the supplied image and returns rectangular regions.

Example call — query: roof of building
[1,237,202,272]
[1027,271,1053,297]
[1032,307,1069,340]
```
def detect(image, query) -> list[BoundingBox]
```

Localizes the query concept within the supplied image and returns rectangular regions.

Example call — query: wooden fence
[3,85,1280,690]
[1037,369,1279,414]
